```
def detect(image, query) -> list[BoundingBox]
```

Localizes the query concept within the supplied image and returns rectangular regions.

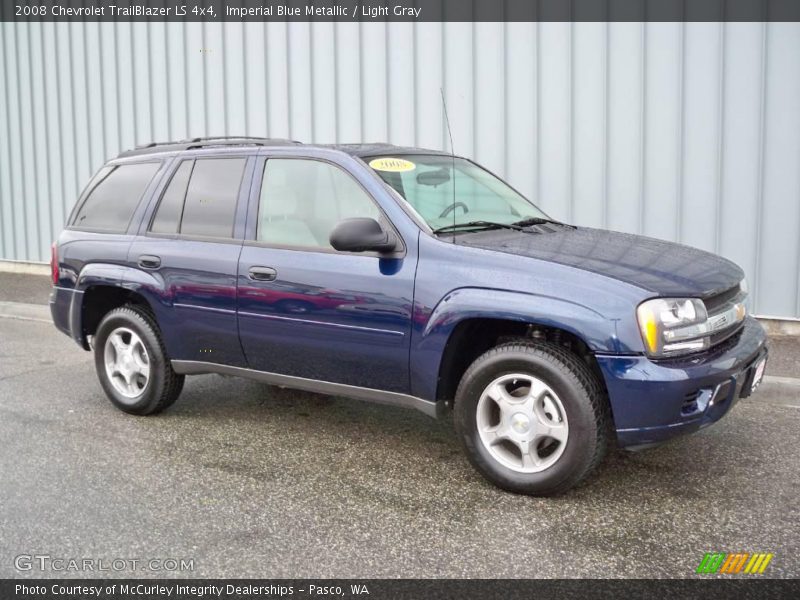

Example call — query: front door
[237,156,416,393]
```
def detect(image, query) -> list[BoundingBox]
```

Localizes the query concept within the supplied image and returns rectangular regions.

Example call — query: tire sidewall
[455,347,600,494]
[94,308,168,414]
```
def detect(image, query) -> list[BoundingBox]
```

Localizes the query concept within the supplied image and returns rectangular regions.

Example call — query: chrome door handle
[248,266,277,282]
[138,255,161,269]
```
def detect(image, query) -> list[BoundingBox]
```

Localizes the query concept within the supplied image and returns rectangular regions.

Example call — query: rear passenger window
[150,158,246,239]
[150,160,192,234]
[180,158,246,238]
[72,162,159,231]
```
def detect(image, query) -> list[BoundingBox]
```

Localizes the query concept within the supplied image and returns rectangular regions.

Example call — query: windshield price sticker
[369,158,416,172]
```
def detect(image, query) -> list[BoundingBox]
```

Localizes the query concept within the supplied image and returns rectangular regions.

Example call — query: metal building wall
[1,22,799,318]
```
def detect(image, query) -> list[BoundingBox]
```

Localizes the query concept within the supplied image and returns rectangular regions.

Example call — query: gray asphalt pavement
[1,312,799,579]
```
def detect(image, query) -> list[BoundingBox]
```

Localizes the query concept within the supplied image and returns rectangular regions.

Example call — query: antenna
[440,88,457,244]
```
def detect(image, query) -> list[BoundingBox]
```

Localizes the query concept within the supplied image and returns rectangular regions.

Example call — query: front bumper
[596,316,768,447]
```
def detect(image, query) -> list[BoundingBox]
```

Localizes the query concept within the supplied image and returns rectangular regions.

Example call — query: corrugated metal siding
[1,22,799,318]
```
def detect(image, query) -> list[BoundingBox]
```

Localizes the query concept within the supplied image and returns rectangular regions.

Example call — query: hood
[457,225,743,298]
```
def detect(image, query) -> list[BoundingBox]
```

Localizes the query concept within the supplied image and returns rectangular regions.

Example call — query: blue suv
[50,137,768,495]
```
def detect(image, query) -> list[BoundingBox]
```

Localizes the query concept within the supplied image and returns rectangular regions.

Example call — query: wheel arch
[411,288,617,406]
[74,263,167,350]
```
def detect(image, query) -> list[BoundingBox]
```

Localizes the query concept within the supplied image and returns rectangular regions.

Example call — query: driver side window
[257,159,381,250]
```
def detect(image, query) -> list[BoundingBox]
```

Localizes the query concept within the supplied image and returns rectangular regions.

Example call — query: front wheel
[454,340,610,496]
[94,305,184,415]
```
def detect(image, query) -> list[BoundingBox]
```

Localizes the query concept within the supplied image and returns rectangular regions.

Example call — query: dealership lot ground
[0,275,798,578]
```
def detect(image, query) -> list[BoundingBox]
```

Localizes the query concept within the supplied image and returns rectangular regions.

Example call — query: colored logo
[696,552,774,574]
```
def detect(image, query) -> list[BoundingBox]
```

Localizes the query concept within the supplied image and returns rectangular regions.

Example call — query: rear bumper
[49,285,84,347]
[597,316,768,447]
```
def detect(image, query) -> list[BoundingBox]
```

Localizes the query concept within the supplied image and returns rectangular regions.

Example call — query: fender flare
[410,287,623,400]
[70,263,169,348]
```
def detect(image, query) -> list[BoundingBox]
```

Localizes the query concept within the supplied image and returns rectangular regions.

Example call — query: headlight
[636,298,709,356]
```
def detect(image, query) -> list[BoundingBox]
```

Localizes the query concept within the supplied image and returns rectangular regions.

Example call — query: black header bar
[3,0,800,22]
[3,579,800,600]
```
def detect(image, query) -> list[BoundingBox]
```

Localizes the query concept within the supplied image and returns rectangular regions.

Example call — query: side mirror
[329,218,398,254]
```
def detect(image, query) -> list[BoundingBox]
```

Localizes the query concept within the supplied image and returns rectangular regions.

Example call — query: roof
[116,137,450,159]
[117,137,301,158]
[321,143,451,158]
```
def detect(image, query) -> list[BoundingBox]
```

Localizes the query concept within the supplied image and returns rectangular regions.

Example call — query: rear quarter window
[178,158,246,238]
[72,162,160,232]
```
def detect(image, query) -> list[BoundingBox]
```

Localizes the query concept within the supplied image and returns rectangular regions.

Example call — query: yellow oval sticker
[368,157,416,172]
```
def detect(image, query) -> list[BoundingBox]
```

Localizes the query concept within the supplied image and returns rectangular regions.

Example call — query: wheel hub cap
[511,413,531,434]
[103,327,150,402]
[475,373,569,474]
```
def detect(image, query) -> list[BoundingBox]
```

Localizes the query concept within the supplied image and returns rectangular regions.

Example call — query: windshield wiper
[432,221,525,234]
[510,217,574,228]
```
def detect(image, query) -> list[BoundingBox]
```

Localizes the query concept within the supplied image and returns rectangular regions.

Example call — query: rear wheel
[94,305,184,415]
[454,340,610,496]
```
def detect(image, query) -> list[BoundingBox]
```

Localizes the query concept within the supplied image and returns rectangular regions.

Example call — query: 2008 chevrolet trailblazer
[50,137,768,495]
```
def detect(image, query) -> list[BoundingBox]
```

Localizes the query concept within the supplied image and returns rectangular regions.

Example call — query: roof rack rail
[117,136,301,158]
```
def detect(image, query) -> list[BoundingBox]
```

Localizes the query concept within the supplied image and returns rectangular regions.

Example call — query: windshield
[367,154,548,231]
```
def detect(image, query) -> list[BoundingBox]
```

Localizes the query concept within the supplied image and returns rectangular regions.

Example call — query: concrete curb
[758,317,800,337]
[0,301,51,323]
[0,260,49,276]
[763,375,800,388]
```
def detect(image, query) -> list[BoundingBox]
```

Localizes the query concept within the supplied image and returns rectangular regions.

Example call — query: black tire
[93,305,184,415]
[454,340,610,496]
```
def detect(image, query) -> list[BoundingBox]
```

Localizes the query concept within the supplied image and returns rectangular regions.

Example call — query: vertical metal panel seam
[97,23,107,161]
[714,21,726,255]
[81,24,93,182]
[222,22,229,135]
[38,23,54,245]
[638,22,646,235]
[183,22,190,136]
[675,20,686,242]
[0,25,5,256]
[411,22,417,146]
[308,24,315,141]
[164,23,173,139]
[54,23,69,222]
[268,21,272,137]
[201,22,209,135]
[503,18,509,178]
[286,23,293,139]
[29,23,44,258]
[243,23,250,134]
[146,24,154,142]
[471,20,476,155]
[14,25,33,260]
[359,22,366,141]
[332,23,338,142]
[69,24,80,197]
[129,23,138,142]
[568,19,574,222]
[752,21,768,312]
[441,20,446,150]
[535,18,540,211]
[1,24,17,257]
[384,22,391,143]
[602,18,609,229]
[21,25,36,258]
[114,23,123,148]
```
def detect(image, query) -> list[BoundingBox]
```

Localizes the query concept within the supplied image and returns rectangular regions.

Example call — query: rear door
[237,155,417,393]
[127,154,254,366]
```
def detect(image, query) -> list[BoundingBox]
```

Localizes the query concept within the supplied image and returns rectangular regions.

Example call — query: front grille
[681,391,702,416]
[704,284,741,313]
[709,321,745,346]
